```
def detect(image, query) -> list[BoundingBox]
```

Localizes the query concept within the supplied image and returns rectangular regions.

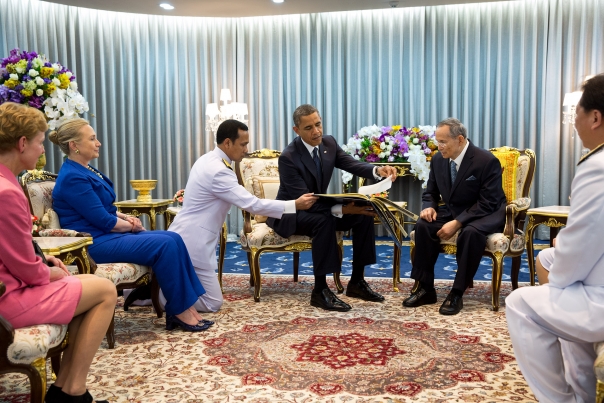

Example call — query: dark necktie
[450,160,457,184]
[312,147,322,190]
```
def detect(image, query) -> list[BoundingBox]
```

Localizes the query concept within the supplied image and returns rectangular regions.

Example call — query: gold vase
[35,154,46,170]
[129,179,158,203]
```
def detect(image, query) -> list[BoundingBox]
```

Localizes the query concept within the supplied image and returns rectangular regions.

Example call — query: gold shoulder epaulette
[578,142,604,165]
[222,158,233,170]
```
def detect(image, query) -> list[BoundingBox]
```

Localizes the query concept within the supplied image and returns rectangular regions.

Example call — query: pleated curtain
[1,0,603,236]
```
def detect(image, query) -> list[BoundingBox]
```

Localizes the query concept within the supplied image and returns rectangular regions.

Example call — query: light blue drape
[1,0,603,236]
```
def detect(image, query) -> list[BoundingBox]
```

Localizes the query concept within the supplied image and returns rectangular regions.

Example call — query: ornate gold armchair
[20,170,160,348]
[410,147,536,311]
[0,281,68,403]
[234,149,344,301]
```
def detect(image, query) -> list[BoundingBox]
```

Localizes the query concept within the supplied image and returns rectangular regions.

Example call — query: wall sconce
[205,89,248,133]
[562,91,582,125]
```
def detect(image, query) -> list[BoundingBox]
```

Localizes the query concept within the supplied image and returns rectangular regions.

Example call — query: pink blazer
[0,163,81,328]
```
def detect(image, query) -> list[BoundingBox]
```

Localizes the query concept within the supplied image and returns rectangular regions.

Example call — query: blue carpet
[220,237,548,283]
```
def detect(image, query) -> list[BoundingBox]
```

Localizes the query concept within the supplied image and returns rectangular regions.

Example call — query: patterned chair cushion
[240,223,344,250]
[410,230,524,254]
[94,263,151,286]
[39,228,79,237]
[25,181,56,219]
[238,157,280,195]
[516,155,531,199]
[509,197,531,210]
[8,324,68,365]
[251,176,281,223]
[491,148,520,203]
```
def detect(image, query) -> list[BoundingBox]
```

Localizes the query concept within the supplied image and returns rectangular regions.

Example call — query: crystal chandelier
[205,89,248,133]
[562,91,582,125]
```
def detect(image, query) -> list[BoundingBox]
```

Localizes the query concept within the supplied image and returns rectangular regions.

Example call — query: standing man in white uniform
[167,120,317,312]
[506,73,604,403]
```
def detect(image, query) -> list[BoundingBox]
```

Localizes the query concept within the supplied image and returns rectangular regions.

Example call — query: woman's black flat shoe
[44,384,62,403]
[200,319,214,326]
[51,389,108,403]
[166,315,211,332]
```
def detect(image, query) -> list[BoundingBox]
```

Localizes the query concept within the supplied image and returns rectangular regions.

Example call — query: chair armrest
[242,209,253,234]
[503,198,531,238]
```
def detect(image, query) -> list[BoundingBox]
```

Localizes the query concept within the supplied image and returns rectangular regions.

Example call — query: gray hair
[437,117,467,139]
[293,104,320,127]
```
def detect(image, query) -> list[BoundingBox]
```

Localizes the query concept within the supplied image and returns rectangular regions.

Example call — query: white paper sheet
[358,176,393,195]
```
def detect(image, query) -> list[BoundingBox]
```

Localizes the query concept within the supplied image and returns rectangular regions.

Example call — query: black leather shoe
[123,283,151,311]
[402,286,437,307]
[47,389,108,403]
[199,319,214,326]
[439,292,463,315]
[345,280,385,302]
[166,315,212,332]
[310,288,352,311]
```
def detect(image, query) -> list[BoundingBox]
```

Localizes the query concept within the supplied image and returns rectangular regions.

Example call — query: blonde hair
[48,118,90,155]
[0,102,48,153]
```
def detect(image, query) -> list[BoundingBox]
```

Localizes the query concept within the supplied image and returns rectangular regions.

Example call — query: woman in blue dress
[50,118,210,332]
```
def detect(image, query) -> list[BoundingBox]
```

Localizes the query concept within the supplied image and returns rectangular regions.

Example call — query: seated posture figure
[50,118,210,332]
[0,102,116,403]
[506,73,604,403]
[168,119,316,312]
[267,104,398,312]
[402,117,506,315]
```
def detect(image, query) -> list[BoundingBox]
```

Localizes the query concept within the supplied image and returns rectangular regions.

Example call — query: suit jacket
[169,148,290,269]
[267,135,375,238]
[422,141,506,233]
[53,158,120,241]
[0,162,80,328]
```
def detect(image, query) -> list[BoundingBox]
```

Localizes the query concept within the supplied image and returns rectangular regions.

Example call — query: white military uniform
[506,146,604,403]
[166,148,295,312]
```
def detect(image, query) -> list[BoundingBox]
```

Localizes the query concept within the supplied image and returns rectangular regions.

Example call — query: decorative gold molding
[524,149,536,160]
[32,357,47,395]
[247,149,281,158]
[20,170,56,185]
[284,243,312,252]
[544,218,566,228]
[442,244,457,255]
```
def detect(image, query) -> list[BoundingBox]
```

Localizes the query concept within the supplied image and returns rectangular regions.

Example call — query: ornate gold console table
[33,236,93,274]
[114,199,174,230]
[525,205,570,285]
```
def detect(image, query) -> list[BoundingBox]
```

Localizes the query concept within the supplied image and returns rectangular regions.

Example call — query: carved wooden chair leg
[511,256,521,290]
[105,315,115,349]
[491,255,504,311]
[247,252,254,286]
[150,274,163,318]
[293,252,299,282]
[26,359,46,403]
[251,250,262,302]
[334,242,344,293]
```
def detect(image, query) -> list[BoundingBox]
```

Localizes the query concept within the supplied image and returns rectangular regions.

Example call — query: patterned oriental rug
[0,275,537,403]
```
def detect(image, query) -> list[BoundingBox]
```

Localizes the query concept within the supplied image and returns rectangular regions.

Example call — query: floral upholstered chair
[410,147,536,311]
[234,149,345,302]
[20,170,159,348]
[0,281,68,403]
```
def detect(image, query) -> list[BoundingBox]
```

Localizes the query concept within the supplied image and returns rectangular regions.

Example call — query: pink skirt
[4,276,82,329]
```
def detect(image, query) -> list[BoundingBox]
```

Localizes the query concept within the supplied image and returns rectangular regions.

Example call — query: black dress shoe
[345,280,385,302]
[47,389,108,403]
[199,319,214,326]
[166,315,212,332]
[439,292,463,315]
[123,283,151,311]
[402,286,437,307]
[310,288,352,311]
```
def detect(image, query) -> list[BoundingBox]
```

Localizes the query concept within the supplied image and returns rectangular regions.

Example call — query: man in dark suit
[402,117,506,315]
[267,104,398,311]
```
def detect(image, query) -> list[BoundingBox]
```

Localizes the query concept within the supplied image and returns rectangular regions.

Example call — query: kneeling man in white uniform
[506,73,604,403]
[166,119,317,312]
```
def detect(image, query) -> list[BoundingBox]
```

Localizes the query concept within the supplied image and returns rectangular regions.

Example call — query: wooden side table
[525,205,570,285]
[114,199,174,230]
[33,236,94,274]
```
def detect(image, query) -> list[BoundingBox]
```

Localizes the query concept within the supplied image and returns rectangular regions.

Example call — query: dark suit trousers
[294,211,376,276]
[411,213,490,291]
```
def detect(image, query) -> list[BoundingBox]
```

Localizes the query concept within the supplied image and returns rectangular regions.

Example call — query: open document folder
[316,176,418,248]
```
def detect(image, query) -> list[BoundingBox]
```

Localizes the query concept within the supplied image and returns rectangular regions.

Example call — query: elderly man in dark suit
[267,104,397,311]
[403,118,506,315]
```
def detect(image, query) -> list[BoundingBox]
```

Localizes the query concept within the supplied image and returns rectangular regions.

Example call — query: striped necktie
[450,160,457,184]
[312,147,322,190]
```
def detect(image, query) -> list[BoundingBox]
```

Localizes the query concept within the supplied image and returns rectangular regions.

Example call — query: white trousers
[159,264,223,313]
[506,287,596,403]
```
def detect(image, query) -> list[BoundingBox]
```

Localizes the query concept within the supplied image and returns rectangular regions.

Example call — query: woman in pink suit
[0,102,116,403]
